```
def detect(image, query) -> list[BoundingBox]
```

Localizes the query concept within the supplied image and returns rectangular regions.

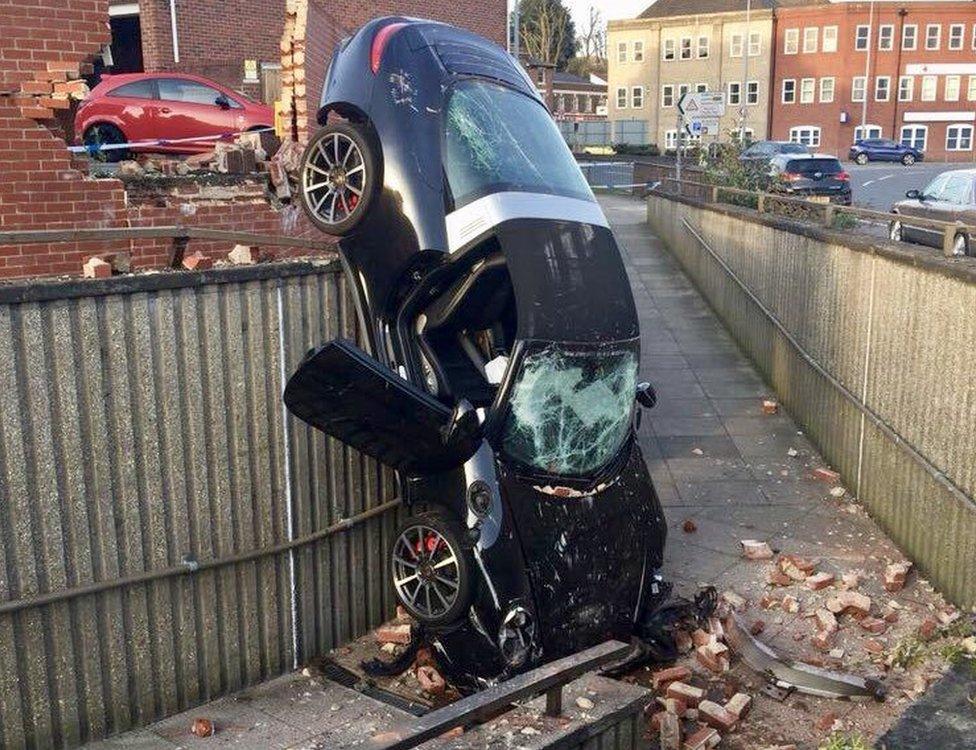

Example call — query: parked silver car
[889,169,976,256]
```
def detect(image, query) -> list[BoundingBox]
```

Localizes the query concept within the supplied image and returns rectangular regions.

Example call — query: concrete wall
[646,193,976,608]
[0,261,399,748]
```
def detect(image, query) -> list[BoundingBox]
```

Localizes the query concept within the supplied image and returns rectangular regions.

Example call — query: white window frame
[926,24,941,50]
[855,25,870,51]
[851,76,866,102]
[631,85,644,108]
[680,36,692,60]
[633,40,645,62]
[665,130,678,150]
[878,24,894,51]
[803,27,818,53]
[946,124,973,151]
[784,28,799,54]
[789,126,821,147]
[677,83,690,101]
[617,41,628,63]
[661,84,674,107]
[616,86,628,108]
[727,81,742,105]
[697,35,709,58]
[898,75,914,102]
[875,75,891,102]
[800,77,815,104]
[945,75,961,101]
[823,26,837,53]
[921,75,937,101]
[968,75,976,102]
[819,77,835,103]
[854,124,882,141]
[730,33,743,57]
[902,24,917,51]
[663,38,676,61]
[748,31,761,56]
[746,80,759,105]
[949,23,964,50]
[900,125,927,151]
[782,78,796,103]
[695,82,708,93]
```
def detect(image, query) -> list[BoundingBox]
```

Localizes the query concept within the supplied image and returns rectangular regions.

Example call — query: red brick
[374,623,411,645]
[696,642,729,674]
[20,80,52,94]
[725,692,751,720]
[666,681,704,707]
[883,562,912,593]
[415,665,446,696]
[741,540,774,560]
[82,256,111,278]
[652,665,692,690]
[806,571,836,590]
[859,617,887,635]
[812,467,841,483]
[698,700,737,732]
[682,725,720,750]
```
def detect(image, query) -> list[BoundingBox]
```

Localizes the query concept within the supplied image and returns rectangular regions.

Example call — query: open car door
[283,339,480,473]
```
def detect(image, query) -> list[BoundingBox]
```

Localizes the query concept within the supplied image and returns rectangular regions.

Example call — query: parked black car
[284,17,674,682]
[848,138,923,166]
[767,154,852,205]
[889,169,975,256]
[739,140,810,165]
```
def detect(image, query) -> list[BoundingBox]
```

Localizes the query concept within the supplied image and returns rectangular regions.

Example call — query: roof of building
[637,0,826,19]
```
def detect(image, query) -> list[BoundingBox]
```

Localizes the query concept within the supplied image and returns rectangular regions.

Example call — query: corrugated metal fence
[646,194,976,608]
[558,120,649,149]
[0,261,400,749]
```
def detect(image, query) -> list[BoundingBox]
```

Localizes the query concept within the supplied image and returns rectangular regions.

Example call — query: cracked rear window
[500,344,637,477]
[444,80,593,209]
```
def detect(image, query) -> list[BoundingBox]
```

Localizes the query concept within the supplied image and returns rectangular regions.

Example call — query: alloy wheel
[392,524,462,620]
[302,132,366,227]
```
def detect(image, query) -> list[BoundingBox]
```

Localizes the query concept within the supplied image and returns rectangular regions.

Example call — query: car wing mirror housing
[636,382,657,409]
[215,94,231,109]
[906,189,921,200]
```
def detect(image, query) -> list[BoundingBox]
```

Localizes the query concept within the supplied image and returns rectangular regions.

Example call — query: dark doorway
[110,14,144,73]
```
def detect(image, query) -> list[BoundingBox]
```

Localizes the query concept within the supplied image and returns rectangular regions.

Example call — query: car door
[878,139,900,161]
[100,78,161,144]
[155,77,240,150]
[902,174,952,246]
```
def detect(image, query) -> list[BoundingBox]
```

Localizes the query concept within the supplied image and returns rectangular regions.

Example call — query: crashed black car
[285,16,671,682]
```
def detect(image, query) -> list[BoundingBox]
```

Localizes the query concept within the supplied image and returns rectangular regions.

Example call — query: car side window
[157,79,240,108]
[940,175,972,205]
[108,80,157,99]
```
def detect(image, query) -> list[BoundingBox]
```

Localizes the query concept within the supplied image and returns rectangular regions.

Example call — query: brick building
[522,56,608,120]
[770,1,976,161]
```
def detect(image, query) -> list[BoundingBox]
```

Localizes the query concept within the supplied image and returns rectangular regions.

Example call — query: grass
[891,636,928,670]
[820,733,871,750]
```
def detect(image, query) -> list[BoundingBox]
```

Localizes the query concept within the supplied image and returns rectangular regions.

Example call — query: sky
[508,0,652,31]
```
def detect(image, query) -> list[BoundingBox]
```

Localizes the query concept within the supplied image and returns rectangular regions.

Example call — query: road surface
[846,161,957,210]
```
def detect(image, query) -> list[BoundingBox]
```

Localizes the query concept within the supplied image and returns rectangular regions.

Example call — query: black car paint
[284,17,669,681]
[767,155,852,205]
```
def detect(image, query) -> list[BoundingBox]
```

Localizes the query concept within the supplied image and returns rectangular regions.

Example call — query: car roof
[937,169,976,177]
[98,71,230,89]
[772,153,839,160]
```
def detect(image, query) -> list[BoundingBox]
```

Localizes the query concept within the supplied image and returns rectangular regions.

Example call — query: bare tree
[577,6,606,60]
[519,0,575,67]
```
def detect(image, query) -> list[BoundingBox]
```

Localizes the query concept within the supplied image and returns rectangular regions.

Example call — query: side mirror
[636,382,657,410]
[906,189,921,200]
[215,94,231,109]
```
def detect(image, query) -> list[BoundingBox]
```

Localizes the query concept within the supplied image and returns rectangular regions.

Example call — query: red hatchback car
[75,72,274,161]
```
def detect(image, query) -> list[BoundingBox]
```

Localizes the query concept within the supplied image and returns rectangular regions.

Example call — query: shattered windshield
[500,343,638,477]
[444,80,594,208]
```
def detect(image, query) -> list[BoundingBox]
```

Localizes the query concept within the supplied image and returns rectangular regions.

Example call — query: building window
[782,79,796,103]
[851,76,866,102]
[875,76,890,102]
[696,82,708,93]
[678,83,690,102]
[632,86,644,108]
[803,27,818,53]
[789,126,821,147]
[921,75,937,101]
[661,84,674,107]
[900,125,927,151]
[820,77,835,103]
[680,37,692,59]
[727,81,741,105]
[732,127,755,143]
[949,24,964,50]
[823,26,838,53]
[946,124,973,151]
[616,87,627,108]
[902,24,917,50]
[730,33,743,57]
[698,36,709,58]
[665,130,678,150]
[969,76,976,101]
[898,76,914,102]
[878,24,894,51]
[747,80,759,105]
[633,40,645,61]
[617,42,628,62]
[749,31,761,56]
[926,24,940,50]
[800,77,815,104]
[663,38,675,60]
[785,28,799,54]
[854,125,882,141]
[945,75,961,101]
[855,25,870,51]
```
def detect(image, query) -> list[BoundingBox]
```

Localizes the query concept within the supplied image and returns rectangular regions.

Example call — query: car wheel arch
[317,101,369,127]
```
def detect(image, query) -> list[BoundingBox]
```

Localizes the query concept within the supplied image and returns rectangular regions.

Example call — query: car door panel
[155,78,239,149]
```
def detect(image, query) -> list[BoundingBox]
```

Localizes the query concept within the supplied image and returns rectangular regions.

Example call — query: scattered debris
[696,641,730,673]
[182,251,214,271]
[652,665,691,690]
[691,447,704,456]
[826,592,872,618]
[190,718,215,738]
[117,159,143,177]
[682,518,698,533]
[82,256,112,279]
[741,540,774,560]
[667,681,705,707]
[787,448,799,457]
[228,244,260,265]
[807,572,836,591]
[698,700,737,732]
[575,696,594,710]
[725,692,751,720]
[721,591,746,611]
[659,710,682,750]
[375,624,412,645]
[813,467,841,483]
[415,665,446,696]
[829,486,847,498]
[682,724,720,749]
[883,562,912,593]
[762,399,779,415]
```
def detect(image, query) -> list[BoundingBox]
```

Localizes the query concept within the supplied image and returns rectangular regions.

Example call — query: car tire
[854,153,869,165]
[888,220,902,242]
[952,233,969,257]
[901,153,916,166]
[299,120,379,236]
[83,123,129,163]
[390,509,473,626]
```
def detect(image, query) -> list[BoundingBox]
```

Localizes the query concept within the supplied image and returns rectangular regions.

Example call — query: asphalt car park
[846,161,952,210]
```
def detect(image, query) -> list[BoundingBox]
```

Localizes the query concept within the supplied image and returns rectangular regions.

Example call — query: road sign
[684,117,721,136]
[677,92,726,118]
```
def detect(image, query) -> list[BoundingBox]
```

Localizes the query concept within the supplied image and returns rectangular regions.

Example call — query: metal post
[676,110,683,185]
[740,0,751,141]
[545,686,563,717]
[861,0,875,135]
[943,226,958,257]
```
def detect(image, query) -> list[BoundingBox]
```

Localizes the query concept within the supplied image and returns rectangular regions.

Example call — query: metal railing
[659,178,976,257]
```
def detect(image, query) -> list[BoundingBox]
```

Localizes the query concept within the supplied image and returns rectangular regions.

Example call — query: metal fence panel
[612,120,648,146]
[0,263,399,748]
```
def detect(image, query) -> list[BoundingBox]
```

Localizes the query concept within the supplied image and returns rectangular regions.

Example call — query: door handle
[160,107,172,114]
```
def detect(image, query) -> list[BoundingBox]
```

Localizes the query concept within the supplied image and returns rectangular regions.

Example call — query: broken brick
[692,629,711,647]
[659,711,682,750]
[664,697,688,717]
[182,252,214,271]
[228,244,260,265]
[721,590,746,611]
[95,251,131,274]
[741,540,774,560]
[782,595,800,614]
[883,562,912,593]
[918,616,939,641]
[375,623,412,645]
[761,399,779,414]
[826,591,871,617]
[698,700,737,732]
[938,609,961,626]
[812,632,836,652]
[806,571,836,590]
[674,629,694,654]
[839,572,860,590]
[777,556,810,581]
[696,642,730,674]
[682,518,698,533]
[812,467,841,482]
[82,256,112,279]
[652,666,691,690]
[666,681,704,707]
[816,711,838,733]
[864,639,885,655]
[750,619,766,636]
[707,617,726,642]
[725,692,752,720]
[815,609,839,635]
[682,725,720,750]
[767,569,793,587]
[190,718,215,737]
[416,665,446,696]
[859,617,887,635]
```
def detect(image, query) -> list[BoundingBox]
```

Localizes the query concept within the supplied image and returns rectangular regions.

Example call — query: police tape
[588,181,660,190]
[67,126,276,155]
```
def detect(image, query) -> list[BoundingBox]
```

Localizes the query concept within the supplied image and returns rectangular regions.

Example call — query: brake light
[782,172,803,182]
[370,22,408,74]
[836,171,850,181]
